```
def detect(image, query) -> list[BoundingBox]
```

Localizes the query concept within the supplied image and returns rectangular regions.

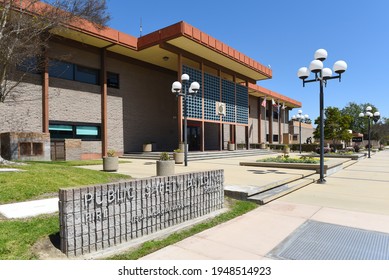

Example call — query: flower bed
[257,155,320,164]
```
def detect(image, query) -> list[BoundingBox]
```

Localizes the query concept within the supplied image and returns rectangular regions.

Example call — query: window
[49,60,99,85]
[49,122,101,141]
[273,110,279,120]
[75,65,99,85]
[17,57,41,74]
[107,72,120,88]
[49,60,74,80]
[49,124,73,139]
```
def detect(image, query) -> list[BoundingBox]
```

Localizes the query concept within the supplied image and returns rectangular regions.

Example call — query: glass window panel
[49,60,74,80]
[76,126,98,136]
[49,124,73,131]
[107,72,119,88]
[18,57,40,74]
[75,65,99,85]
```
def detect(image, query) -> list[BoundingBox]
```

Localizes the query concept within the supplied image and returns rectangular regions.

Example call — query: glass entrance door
[187,125,201,151]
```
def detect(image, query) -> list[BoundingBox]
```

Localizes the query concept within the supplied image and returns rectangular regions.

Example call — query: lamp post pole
[319,72,325,180]
[172,74,200,166]
[297,49,347,184]
[359,107,380,159]
[292,110,308,154]
[183,79,188,166]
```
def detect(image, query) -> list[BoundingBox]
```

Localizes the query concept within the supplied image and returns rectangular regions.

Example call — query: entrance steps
[122,149,276,161]
[247,175,319,205]
[224,171,318,205]
[227,158,359,205]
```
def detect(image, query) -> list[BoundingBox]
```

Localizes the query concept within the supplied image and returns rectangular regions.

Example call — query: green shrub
[257,155,319,164]
[159,152,170,161]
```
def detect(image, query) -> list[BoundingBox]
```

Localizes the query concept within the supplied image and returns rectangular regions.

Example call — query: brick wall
[0,77,43,134]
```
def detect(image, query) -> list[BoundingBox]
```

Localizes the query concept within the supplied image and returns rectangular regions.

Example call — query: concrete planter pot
[228,143,235,151]
[260,143,267,149]
[173,152,184,164]
[103,156,118,172]
[143,143,153,152]
[156,160,175,176]
[283,147,290,154]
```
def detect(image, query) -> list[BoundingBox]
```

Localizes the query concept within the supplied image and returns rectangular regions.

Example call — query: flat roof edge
[249,84,302,108]
[138,21,272,79]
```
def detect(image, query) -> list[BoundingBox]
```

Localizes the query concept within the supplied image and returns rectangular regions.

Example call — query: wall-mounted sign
[352,137,363,142]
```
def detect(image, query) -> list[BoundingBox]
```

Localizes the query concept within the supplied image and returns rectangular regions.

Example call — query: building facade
[0,19,301,160]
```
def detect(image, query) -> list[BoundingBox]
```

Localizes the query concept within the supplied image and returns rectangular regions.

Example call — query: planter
[260,143,266,149]
[228,143,235,151]
[103,156,118,172]
[143,143,153,152]
[156,160,175,176]
[173,152,184,164]
[283,147,290,154]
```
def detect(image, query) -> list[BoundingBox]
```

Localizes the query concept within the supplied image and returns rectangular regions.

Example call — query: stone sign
[59,170,224,257]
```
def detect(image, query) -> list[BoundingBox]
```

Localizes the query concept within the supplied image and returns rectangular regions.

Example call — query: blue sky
[106,0,389,122]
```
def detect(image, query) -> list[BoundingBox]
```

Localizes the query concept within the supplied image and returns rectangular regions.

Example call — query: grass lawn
[0,215,58,260]
[0,160,130,204]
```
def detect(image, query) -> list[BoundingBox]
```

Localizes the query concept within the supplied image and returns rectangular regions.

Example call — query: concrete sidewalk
[140,150,389,260]
[1,150,389,259]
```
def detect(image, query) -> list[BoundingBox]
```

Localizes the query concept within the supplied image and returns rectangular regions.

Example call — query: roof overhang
[52,20,272,82]
[138,22,272,81]
[248,83,302,109]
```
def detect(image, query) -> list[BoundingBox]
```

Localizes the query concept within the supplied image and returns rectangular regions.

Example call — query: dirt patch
[31,233,68,260]
[0,213,7,221]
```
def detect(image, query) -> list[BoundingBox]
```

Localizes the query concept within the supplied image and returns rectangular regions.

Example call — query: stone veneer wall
[59,170,224,257]
[0,132,50,161]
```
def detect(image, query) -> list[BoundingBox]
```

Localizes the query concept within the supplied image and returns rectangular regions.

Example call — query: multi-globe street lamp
[292,110,309,154]
[171,74,200,166]
[359,106,380,158]
[297,49,347,183]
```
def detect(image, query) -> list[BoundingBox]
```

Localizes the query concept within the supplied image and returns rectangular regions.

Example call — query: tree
[0,0,110,102]
[0,0,110,164]
[341,102,379,135]
[314,106,353,148]
[371,117,389,146]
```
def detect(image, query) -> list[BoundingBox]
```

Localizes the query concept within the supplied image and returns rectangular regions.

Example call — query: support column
[101,48,108,157]
[258,98,262,144]
[269,101,273,144]
[278,102,282,144]
[42,50,49,133]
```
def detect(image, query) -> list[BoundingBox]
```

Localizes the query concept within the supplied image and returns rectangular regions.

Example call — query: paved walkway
[140,150,389,260]
[1,150,389,259]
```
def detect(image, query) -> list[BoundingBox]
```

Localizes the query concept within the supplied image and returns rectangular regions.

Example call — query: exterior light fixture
[171,74,200,166]
[292,110,309,154]
[297,49,347,183]
[359,106,380,158]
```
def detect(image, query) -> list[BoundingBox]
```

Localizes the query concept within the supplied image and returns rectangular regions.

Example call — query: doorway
[186,122,201,151]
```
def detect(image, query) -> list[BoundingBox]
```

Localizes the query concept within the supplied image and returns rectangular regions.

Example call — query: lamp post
[171,74,200,166]
[359,106,380,158]
[292,110,309,154]
[297,49,347,183]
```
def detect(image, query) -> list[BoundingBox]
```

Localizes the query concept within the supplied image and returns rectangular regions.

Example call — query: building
[0,16,301,160]
[288,120,315,145]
